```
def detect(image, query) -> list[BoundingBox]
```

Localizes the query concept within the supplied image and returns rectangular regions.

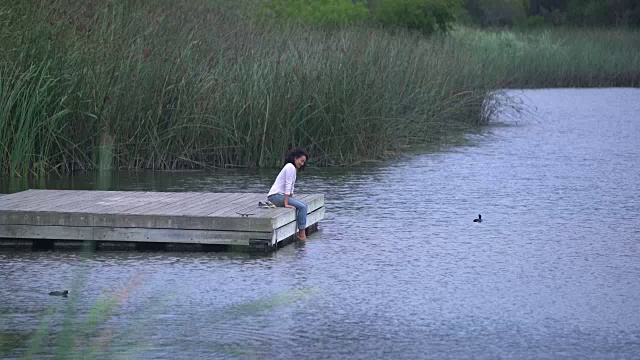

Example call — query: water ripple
[1,89,640,359]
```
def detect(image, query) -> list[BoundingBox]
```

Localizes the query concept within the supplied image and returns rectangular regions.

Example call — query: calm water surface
[1,89,639,359]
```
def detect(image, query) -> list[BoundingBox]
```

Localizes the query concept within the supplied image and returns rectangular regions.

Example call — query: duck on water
[49,290,69,296]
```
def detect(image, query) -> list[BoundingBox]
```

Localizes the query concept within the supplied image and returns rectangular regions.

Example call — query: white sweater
[268,163,296,196]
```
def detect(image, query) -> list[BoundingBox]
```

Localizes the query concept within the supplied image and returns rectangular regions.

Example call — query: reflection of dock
[0,190,324,252]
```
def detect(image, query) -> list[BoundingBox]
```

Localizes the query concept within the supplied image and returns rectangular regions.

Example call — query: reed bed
[1,1,638,176]
[453,27,640,88]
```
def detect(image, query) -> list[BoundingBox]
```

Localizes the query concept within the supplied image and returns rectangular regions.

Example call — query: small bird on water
[49,290,69,296]
[473,214,482,223]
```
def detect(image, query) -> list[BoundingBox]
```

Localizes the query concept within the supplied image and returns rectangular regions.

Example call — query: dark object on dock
[236,212,254,217]
[258,201,276,209]
[473,214,482,223]
[49,290,69,296]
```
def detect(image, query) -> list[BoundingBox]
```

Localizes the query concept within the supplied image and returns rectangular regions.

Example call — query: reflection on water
[1,89,640,359]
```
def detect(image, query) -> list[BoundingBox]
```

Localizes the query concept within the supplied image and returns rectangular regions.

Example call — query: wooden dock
[0,190,324,252]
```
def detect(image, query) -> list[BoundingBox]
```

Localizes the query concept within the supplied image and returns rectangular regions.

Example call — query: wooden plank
[172,193,239,216]
[15,191,100,213]
[217,201,264,218]
[227,200,277,218]
[205,193,258,217]
[131,191,214,214]
[1,190,79,210]
[228,193,322,221]
[148,193,233,216]
[100,191,181,215]
[4,190,300,214]
[92,213,275,232]
[203,193,323,229]
[129,192,204,215]
[73,191,161,214]
[218,194,267,217]
[86,192,156,214]
[0,224,272,245]
[273,207,325,245]
[0,189,43,205]
[24,190,100,209]
[206,194,253,218]
[177,193,246,216]
[223,193,256,206]
[231,205,282,220]
[35,192,126,214]
[132,195,218,215]
[0,207,325,247]
[0,211,94,227]
[140,192,221,215]
[229,194,268,216]
[0,189,53,202]
[6,190,105,211]
[89,191,183,215]
[41,191,123,212]
[0,193,322,216]
[0,191,325,234]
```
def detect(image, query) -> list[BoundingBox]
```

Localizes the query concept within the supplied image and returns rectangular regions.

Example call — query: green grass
[453,26,640,88]
[1,1,638,176]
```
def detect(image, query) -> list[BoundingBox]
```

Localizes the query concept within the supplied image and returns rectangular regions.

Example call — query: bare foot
[296,235,307,241]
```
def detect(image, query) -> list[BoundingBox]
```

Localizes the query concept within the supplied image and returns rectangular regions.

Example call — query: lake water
[1,89,639,359]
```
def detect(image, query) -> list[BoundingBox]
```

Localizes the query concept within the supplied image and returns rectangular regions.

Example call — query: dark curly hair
[284,149,308,170]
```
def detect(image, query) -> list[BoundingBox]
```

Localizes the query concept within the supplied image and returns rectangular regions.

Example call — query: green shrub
[513,14,546,28]
[567,0,609,26]
[260,0,369,27]
[375,0,461,34]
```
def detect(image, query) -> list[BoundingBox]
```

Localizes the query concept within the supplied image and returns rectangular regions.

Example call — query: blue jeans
[268,194,307,230]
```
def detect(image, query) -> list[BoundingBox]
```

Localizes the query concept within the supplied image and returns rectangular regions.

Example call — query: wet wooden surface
[0,190,324,250]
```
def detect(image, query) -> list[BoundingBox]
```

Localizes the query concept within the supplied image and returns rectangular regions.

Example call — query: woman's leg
[267,194,285,207]
[286,198,308,233]
[267,194,308,240]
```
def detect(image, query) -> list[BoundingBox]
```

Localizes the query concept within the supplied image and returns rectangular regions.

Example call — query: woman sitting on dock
[268,149,308,241]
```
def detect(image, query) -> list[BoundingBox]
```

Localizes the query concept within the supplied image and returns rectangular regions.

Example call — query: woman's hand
[284,194,296,209]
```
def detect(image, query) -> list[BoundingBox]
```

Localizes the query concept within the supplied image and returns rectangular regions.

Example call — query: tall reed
[452,27,640,88]
[0,63,72,177]
[1,1,638,175]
